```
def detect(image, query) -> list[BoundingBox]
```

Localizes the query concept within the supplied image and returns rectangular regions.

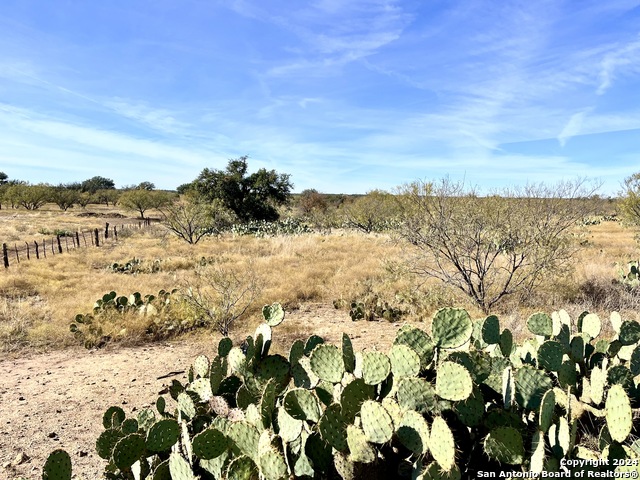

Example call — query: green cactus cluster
[46,305,640,478]
[69,289,179,348]
[109,257,163,274]
[617,260,640,289]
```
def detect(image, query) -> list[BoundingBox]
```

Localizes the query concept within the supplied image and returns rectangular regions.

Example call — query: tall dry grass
[1,203,639,352]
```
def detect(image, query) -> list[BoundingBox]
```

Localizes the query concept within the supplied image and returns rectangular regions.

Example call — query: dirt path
[0,304,402,479]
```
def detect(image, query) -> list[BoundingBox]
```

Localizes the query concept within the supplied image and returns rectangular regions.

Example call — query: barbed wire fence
[2,219,153,269]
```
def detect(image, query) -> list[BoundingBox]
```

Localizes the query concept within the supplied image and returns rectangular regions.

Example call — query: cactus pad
[537,340,564,372]
[527,312,553,336]
[605,384,633,443]
[579,313,602,339]
[514,367,553,410]
[346,425,376,464]
[435,361,473,401]
[619,320,640,345]
[397,409,430,454]
[360,400,394,444]
[389,344,421,378]
[289,339,305,366]
[146,418,180,452]
[454,387,485,427]
[193,354,210,378]
[310,344,345,383]
[177,391,197,419]
[43,449,72,480]
[394,326,435,366]
[102,406,126,429]
[96,428,123,460]
[304,334,325,356]
[276,406,302,443]
[340,378,375,423]
[361,351,391,385]
[481,315,501,345]
[168,452,197,480]
[539,389,556,433]
[188,377,213,402]
[226,455,258,480]
[429,416,456,472]
[284,388,322,423]
[262,302,285,326]
[192,428,227,460]
[228,421,261,461]
[113,433,145,471]
[318,403,348,452]
[396,377,436,413]
[342,333,356,373]
[258,447,288,480]
[431,308,473,349]
[484,427,524,465]
[218,337,233,357]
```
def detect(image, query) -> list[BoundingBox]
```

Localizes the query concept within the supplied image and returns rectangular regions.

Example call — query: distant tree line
[0,172,173,215]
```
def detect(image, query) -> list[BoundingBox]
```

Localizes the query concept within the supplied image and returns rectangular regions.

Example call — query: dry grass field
[0,202,639,355]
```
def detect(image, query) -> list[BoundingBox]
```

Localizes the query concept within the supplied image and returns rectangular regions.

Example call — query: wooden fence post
[56,235,62,254]
[65,236,69,252]
[26,242,30,260]
[75,231,80,248]
[34,241,39,259]
[2,243,8,268]
[114,226,118,241]
[42,239,46,258]
[105,222,109,239]
[14,244,19,264]
[82,231,87,247]
[94,228,99,247]
[51,238,55,255]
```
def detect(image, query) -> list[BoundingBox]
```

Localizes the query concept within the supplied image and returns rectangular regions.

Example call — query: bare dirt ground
[0,303,402,479]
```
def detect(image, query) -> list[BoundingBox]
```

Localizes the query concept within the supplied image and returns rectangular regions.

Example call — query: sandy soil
[0,303,403,479]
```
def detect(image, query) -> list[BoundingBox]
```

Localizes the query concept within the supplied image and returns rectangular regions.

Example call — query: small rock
[47,432,57,439]
[78,450,88,457]
[18,396,25,401]
[13,452,29,465]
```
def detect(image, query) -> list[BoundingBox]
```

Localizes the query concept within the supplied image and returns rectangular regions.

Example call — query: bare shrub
[181,264,262,335]
[395,178,601,313]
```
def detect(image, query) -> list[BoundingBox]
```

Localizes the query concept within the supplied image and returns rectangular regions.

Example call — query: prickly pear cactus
[44,304,640,479]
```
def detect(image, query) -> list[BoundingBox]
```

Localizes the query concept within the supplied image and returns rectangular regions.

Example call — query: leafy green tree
[193,156,293,222]
[618,172,640,225]
[93,189,120,207]
[4,183,52,210]
[51,186,80,211]
[161,194,236,244]
[176,182,194,195]
[0,172,7,185]
[341,189,401,233]
[298,189,328,215]
[81,176,115,194]
[136,181,155,190]
[119,189,175,219]
[395,178,600,313]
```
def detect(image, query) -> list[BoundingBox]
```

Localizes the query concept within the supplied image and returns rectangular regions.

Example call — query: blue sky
[1,1,639,194]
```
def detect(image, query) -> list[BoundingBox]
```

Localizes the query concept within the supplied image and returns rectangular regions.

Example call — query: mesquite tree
[395,178,600,313]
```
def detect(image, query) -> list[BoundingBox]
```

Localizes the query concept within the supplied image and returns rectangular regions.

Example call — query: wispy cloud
[597,36,640,94]
[558,110,590,147]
